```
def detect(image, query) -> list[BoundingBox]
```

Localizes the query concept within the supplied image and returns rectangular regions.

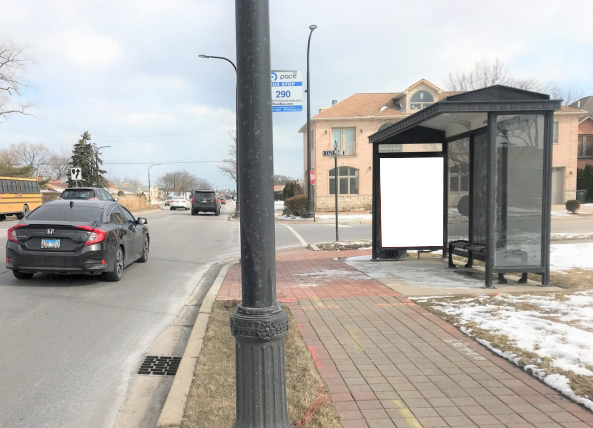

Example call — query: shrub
[118,190,124,197]
[566,199,580,214]
[283,181,303,200]
[284,194,308,217]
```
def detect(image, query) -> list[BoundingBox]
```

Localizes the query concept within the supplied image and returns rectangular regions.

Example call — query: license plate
[41,238,61,249]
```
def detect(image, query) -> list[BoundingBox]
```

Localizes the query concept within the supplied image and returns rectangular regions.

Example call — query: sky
[1,0,593,189]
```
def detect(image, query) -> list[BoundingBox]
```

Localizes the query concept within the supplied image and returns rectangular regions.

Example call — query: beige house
[300,79,585,211]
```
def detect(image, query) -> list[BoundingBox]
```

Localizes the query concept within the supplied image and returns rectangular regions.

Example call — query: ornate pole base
[230,303,292,428]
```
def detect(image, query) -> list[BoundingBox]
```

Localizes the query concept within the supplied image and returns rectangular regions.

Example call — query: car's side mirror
[114,197,119,202]
[137,217,147,225]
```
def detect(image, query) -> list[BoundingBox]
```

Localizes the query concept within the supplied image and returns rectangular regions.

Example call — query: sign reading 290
[271,71,303,112]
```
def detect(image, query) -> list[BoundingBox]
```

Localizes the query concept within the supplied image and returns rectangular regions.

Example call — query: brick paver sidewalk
[217,249,593,428]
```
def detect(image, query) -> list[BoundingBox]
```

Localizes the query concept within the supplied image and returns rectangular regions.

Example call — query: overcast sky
[1,0,592,189]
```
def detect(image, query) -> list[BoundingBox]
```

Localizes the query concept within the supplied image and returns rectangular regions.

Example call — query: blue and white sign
[271,70,302,112]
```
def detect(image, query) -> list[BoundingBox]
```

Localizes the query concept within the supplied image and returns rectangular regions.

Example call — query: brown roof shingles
[313,93,400,119]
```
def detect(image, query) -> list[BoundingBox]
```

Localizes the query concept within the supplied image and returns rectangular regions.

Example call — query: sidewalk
[217,249,593,428]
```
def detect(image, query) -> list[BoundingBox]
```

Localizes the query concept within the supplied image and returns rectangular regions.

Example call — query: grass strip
[182,300,341,428]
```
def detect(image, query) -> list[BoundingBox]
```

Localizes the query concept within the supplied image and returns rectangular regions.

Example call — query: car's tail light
[182,200,186,203]
[191,198,194,203]
[77,226,108,245]
[215,198,218,204]
[7,224,25,243]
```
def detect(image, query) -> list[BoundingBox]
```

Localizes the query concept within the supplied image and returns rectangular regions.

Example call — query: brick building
[301,79,585,211]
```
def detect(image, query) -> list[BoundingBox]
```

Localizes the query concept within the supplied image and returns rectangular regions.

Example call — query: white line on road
[283,225,307,247]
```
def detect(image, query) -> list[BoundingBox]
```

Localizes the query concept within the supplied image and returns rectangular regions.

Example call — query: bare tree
[273,175,293,185]
[0,148,19,165]
[156,170,212,194]
[48,146,71,180]
[549,83,584,106]
[0,41,34,122]
[217,143,237,182]
[10,142,51,178]
[122,177,142,187]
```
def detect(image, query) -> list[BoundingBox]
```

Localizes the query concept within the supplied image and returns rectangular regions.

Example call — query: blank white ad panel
[380,157,443,248]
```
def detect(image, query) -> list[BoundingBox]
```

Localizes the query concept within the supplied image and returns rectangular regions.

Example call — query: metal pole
[231,1,291,426]
[305,25,317,218]
[94,145,111,187]
[148,164,160,206]
[199,54,240,218]
[335,155,339,242]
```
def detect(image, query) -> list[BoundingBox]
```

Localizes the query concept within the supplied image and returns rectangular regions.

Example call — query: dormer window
[410,90,434,110]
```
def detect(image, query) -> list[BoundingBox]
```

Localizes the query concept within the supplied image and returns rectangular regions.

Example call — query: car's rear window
[61,189,95,200]
[27,205,104,222]
[195,192,214,198]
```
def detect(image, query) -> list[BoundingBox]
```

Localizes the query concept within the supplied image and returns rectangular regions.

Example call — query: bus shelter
[368,86,560,287]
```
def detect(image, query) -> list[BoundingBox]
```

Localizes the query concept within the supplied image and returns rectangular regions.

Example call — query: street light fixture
[305,24,317,218]
[148,164,161,205]
[199,54,241,218]
[94,145,111,187]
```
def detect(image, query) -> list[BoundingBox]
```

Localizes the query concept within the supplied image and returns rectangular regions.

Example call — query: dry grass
[317,240,371,251]
[182,301,341,428]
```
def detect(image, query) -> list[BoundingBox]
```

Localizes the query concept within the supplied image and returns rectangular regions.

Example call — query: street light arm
[199,54,237,72]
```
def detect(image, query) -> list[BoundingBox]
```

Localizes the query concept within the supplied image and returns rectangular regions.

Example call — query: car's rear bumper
[192,204,217,212]
[6,241,113,275]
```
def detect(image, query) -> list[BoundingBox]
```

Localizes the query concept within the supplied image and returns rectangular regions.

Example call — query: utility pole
[231,1,291,426]
[305,24,317,218]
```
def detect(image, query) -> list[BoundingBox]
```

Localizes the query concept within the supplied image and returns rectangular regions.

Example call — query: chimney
[332,100,337,106]
[37,175,44,181]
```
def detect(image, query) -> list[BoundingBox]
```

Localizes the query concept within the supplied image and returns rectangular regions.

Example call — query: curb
[156,263,232,428]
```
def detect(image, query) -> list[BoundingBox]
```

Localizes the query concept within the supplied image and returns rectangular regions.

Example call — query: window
[329,167,359,195]
[579,135,593,157]
[331,128,356,155]
[449,164,469,192]
[410,90,434,110]
[109,207,126,224]
[120,206,136,223]
[27,205,104,222]
[553,121,559,143]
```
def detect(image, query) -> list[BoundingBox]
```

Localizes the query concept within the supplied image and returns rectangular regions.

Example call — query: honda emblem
[47,229,55,235]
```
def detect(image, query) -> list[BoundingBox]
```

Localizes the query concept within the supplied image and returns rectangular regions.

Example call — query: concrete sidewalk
[217,249,593,428]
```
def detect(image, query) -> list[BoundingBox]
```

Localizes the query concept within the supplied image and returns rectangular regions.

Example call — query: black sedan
[5,200,149,282]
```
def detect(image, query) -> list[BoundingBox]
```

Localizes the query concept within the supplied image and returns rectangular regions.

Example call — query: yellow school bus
[0,176,43,220]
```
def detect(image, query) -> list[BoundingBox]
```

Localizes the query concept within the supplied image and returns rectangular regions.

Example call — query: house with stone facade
[300,79,585,211]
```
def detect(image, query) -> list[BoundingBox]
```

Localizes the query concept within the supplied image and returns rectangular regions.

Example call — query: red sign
[310,170,315,185]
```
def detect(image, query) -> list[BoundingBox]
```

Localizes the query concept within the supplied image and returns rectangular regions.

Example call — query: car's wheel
[170,207,174,210]
[191,209,197,215]
[104,247,124,282]
[215,209,220,216]
[13,270,34,280]
[137,238,149,263]
[0,214,6,221]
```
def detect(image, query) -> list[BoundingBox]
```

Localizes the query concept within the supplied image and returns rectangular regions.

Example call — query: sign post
[271,71,302,112]
[323,149,345,242]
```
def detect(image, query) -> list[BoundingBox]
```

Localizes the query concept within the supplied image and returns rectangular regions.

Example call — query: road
[0,202,590,428]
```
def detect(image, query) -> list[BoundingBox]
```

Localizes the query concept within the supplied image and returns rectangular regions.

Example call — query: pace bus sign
[271,70,302,112]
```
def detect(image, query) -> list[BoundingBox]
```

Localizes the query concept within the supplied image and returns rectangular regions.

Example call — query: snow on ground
[274,201,284,211]
[413,291,593,410]
[551,243,593,271]
[552,232,593,241]
[552,210,588,217]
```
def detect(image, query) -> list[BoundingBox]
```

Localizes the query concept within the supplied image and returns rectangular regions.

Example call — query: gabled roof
[404,79,441,93]
[313,93,400,119]
[569,96,593,115]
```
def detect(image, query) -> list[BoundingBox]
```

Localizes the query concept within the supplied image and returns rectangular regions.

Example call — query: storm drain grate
[138,355,182,376]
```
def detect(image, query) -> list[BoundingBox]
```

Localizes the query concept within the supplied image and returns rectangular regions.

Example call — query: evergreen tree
[577,165,593,202]
[67,132,107,187]
[0,163,35,178]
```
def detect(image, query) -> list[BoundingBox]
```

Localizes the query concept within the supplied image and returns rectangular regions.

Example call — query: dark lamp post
[199,53,241,218]
[94,145,111,187]
[231,1,291,426]
[148,164,160,205]
[305,24,317,218]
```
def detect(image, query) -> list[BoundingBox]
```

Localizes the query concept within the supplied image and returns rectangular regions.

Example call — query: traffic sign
[70,167,83,181]
[322,150,345,156]
[310,169,315,185]
[271,70,302,112]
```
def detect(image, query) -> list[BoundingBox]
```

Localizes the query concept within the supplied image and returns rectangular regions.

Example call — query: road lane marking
[283,225,307,246]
